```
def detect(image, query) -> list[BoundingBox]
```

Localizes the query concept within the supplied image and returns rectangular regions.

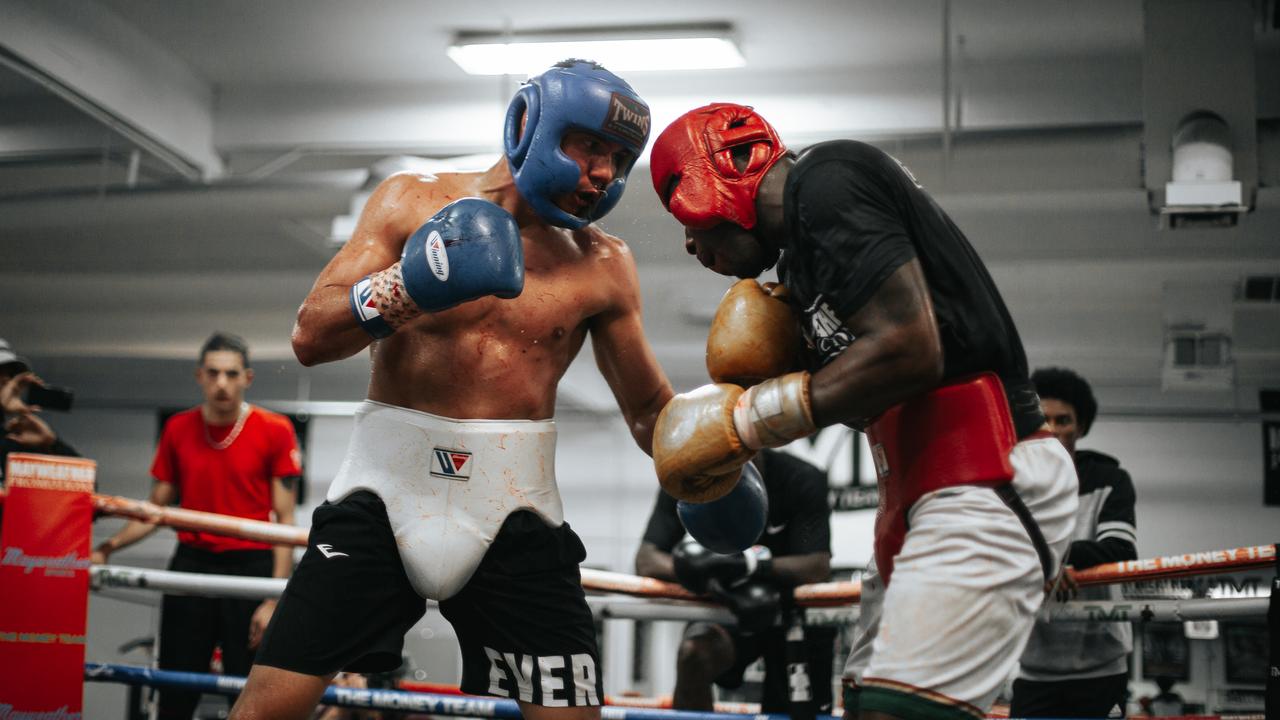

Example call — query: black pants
[157,544,273,720]
[1010,672,1129,718]
[715,625,836,714]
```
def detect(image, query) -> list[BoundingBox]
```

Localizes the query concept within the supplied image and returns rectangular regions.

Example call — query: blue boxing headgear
[504,60,651,229]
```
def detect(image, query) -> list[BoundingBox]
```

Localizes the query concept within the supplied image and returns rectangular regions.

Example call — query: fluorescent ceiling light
[447,24,744,76]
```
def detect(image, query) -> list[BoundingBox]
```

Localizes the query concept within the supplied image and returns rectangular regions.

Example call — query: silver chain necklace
[204,402,249,451]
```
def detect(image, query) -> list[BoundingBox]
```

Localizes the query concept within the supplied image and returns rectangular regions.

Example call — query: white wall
[1080,417,1275,556]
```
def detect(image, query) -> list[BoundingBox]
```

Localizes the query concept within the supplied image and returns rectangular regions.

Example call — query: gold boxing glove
[706,279,802,387]
[653,384,757,503]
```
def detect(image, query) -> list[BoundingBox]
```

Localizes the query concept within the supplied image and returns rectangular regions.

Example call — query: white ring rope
[89,564,736,624]
[89,564,1268,624]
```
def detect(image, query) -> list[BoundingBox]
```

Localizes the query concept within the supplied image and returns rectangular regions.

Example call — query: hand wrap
[733,371,817,449]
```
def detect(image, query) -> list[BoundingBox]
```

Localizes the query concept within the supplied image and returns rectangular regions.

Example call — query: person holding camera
[0,337,79,494]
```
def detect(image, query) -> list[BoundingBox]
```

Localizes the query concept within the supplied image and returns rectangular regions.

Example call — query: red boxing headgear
[650,103,788,230]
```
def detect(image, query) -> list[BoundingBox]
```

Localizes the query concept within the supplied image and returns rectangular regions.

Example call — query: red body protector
[864,373,1017,586]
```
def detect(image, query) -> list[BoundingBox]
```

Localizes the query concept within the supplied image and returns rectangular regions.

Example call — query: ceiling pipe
[125,149,141,188]
[0,48,204,184]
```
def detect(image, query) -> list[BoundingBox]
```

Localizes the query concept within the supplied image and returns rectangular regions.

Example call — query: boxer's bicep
[809,259,943,427]
[312,174,424,292]
[844,257,939,348]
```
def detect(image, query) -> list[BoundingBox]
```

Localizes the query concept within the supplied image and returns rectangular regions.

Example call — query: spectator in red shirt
[93,332,302,719]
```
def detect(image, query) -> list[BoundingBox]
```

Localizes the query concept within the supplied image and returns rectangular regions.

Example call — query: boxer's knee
[676,623,734,681]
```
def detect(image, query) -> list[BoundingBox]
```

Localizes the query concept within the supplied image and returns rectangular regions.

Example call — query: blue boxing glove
[350,197,524,338]
[400,197,524,311]
[677,461,769,554]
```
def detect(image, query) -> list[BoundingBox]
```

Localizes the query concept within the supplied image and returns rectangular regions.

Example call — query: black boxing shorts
[257,491,602,707]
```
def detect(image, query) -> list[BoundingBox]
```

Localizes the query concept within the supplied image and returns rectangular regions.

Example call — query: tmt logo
[1084,604,1133,622]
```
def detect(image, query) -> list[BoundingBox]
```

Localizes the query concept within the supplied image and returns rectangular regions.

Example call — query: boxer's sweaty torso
[367,172,632,420]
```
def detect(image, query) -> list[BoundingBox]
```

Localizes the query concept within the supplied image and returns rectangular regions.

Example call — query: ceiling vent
[1162,280,1237,391]
[1162,325,1235,391]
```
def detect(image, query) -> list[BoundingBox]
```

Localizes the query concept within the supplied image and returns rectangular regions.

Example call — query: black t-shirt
[641,449,832,561]
[778,140,1042,435]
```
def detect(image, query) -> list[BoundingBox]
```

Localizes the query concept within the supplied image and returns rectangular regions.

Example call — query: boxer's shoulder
[373,171,482,224]
[577,224,633,263]
[374,170,442,200]
[576,227,642,306]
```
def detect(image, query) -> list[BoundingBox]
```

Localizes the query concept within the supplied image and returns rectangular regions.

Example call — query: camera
[22,383,74,412]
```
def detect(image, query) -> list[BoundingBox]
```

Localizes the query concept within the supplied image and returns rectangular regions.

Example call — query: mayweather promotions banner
[0,453,96,716]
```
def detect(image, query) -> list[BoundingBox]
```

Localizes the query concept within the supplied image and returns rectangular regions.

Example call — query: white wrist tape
[743,545,772,575]
[732,372,817,450]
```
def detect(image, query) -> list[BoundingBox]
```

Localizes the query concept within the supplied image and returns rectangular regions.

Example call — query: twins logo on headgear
[650,103,788,230]
[504,60,651,229]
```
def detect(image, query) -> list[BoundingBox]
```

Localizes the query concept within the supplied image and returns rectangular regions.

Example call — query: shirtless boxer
[229,60,673,720]
[647,104,1078,720]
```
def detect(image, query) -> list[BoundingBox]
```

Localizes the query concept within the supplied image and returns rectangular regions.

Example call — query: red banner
[0,453,96,716]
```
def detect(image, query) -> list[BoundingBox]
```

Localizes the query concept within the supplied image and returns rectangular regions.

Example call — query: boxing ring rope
[89,563,738,624]
[398,680,765,714]
[89,564,1269,623]
[1071,544,1277,586]
[784,543,1280,606]
[36,489,701,602]
[84,663,838,720]
[83,663,1270,720]
[12,487,1270,605]
[91,491,310,547]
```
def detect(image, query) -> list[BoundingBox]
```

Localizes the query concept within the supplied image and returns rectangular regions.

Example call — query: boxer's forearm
[634,543,677,582]
[626,389,673,456]
[769,552,831,586]
[292,287,378,366]
[810,330,941,427]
